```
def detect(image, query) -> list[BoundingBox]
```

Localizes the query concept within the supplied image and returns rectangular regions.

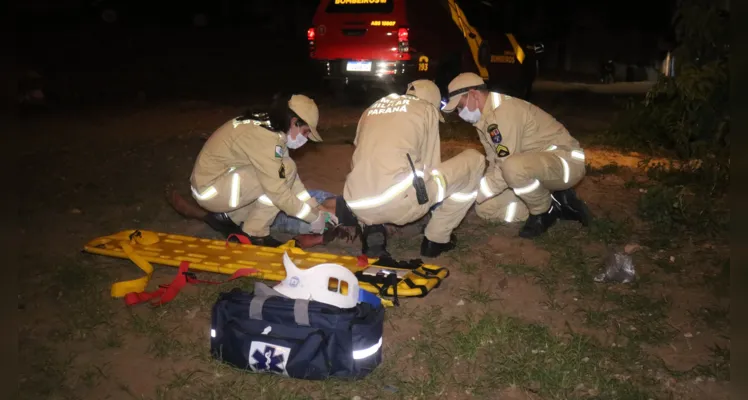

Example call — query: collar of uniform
[475,92,503,128]
[232,117,272,129]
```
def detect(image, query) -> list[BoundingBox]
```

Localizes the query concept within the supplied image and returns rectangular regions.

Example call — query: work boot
[420,235,456,258]
[203,212,244,236]
[551,188,593,226]
[335,195,359,227]
[519,204,561,238]
[228,232,284,248]
[361,224,390,258]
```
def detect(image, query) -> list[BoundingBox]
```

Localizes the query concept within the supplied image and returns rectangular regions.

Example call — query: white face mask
[458,96,482,124]
[286,128,308,149]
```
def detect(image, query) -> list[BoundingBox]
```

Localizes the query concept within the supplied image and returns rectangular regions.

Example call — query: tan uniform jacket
[190,118,319,223]
[475,93,580,197]
[344,94,441,206]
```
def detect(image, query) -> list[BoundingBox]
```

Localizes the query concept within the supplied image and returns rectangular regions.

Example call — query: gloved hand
[309,211,339,234]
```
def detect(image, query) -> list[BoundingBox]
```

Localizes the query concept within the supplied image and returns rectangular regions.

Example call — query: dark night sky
[16,0,676,36]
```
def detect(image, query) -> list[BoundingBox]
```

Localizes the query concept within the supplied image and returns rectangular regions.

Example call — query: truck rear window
[325,0,395,14]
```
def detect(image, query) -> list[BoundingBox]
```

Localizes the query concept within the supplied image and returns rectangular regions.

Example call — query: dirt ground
[17,88,730,400]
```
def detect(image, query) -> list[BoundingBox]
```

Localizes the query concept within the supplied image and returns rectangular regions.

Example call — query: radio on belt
[406,153,429,205]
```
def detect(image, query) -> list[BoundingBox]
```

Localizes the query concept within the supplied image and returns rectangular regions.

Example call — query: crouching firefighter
[442,73,593,238]
[340,80,486,258]
[188,93,338,246]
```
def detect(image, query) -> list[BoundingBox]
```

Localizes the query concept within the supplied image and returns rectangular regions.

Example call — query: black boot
[361,224,390,258]
[519,204,561,238]
[335,195,359,227]
[551,188,593,226]
[228,232,284,247]
[203,212,244,236]
[420,235,456,258]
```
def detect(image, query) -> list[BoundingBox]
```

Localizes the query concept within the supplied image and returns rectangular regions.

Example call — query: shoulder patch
[496,144,510,158]
[487,123,502,144]
[274,145,284,158]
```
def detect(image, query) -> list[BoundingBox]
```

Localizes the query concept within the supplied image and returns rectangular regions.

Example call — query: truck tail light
[397,27,409,55]
[397,27,408,42]
[307,27,316,57]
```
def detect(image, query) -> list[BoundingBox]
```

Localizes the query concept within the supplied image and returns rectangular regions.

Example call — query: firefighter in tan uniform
[442,73,592,238]
[188,94,337,246]
[341,80,486,258]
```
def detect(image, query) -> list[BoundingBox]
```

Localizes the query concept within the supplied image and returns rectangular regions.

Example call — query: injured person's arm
[268,190,337,235]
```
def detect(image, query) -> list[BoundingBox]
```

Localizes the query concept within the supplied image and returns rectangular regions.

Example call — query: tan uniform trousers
[353,149,485,244]
[476,148,586,222]
[193,166,317,237]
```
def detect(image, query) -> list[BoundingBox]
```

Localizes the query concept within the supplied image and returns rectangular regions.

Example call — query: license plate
[346,61,372,72]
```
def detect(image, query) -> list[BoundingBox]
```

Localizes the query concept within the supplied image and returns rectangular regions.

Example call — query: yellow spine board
[83,230,449,298]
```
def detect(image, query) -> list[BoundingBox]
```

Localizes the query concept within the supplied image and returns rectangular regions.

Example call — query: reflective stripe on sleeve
[449,191,478,202]
[479,177,494,198]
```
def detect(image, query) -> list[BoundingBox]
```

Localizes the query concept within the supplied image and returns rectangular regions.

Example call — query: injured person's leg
[167,187,350,240]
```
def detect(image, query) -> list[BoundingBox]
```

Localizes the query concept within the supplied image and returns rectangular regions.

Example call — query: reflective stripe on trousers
[347,170,425,210]
[258,190,314,219]
[510,146,586,196]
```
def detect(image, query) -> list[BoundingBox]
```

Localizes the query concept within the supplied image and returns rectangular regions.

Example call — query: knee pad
[335,195,359,227]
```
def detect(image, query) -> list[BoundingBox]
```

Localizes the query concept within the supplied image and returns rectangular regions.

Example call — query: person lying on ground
[167,187,356,247]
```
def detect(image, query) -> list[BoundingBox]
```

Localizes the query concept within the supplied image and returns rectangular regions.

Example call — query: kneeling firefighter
[441,72,592,238]
[338,80,486,258]
[188,93,337,246]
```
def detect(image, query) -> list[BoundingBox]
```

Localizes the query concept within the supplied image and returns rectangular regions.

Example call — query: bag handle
[248,283,311,326]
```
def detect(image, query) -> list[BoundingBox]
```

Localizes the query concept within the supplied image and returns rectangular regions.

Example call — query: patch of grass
[533,262,561,297]
[99,328,125,349]
[587,216,632,244]
[128,312,189,359]
[587,162,622,176]
[637,174,728,242]
[495,260,537,277]
[605,291,675,345]
[533,237,597,298]
[461,286,496,304]
[559,246,597,296]
[654,258,680,274]
[78,363,110,390]
[623,177,647,189]
[693,306,730,331]
[18,343,75,400]
[705,257,730,298]
[44,260,117,342]
[450,314,656,399]
[578,306,614,329]
[459,261,479,275]
[672,344,730,382]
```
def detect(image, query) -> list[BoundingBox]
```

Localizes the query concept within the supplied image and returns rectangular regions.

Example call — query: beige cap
[288,94,322,142]
[442,72,487,113]
[405,79,445,122]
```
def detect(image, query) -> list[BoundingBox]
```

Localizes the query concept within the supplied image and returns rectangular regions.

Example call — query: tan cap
[288,94,322,142]
[405,79,445,122]
[442,72,487,113]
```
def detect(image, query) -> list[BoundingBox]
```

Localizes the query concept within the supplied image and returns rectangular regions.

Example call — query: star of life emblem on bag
[249,341,290,375]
